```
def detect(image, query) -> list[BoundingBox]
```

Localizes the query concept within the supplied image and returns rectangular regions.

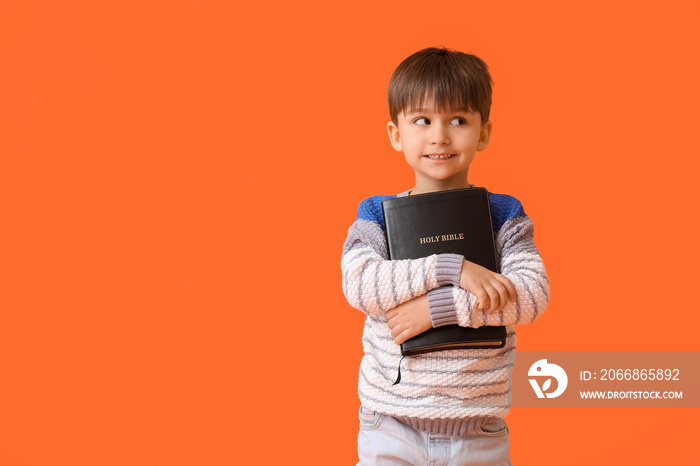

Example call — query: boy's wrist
[459,260,469,289]
[458,259,479,290]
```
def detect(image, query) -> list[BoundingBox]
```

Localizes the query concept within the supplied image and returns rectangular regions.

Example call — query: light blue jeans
[357,406,512,466]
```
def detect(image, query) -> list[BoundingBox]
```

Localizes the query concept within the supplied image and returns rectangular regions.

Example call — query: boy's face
[386,103,492,189]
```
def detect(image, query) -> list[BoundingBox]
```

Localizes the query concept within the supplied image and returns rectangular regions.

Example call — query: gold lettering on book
[419,233,465,244]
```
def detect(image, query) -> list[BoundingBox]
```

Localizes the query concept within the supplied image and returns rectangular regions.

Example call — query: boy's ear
[386,121,403,152]
[476,120,493,151]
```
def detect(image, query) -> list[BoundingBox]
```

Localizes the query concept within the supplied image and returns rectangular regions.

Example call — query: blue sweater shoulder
[356,195,396,232]
[355,191,527,234]
[489,192,527,233]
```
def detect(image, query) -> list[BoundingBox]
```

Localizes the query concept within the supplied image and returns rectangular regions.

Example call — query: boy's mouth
[425,153,455,160]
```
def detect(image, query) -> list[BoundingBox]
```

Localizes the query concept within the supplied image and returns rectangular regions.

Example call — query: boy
[341,47,550,465]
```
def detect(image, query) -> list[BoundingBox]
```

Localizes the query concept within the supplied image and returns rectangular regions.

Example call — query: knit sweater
[341,188,550,436]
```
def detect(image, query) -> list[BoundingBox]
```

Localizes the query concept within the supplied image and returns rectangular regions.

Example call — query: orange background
[1,1,699,464]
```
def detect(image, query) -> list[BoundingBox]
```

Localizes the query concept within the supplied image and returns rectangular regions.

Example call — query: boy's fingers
[498,275,516,301]
[497,282,512,309]
[483,284,500,312]
[390,323,403,338]
[476,294,489,310]
[393,328,412,345]
[491,281,508,310]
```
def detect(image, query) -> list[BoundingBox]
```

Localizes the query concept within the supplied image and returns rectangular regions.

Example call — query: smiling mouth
[425,154,455,160]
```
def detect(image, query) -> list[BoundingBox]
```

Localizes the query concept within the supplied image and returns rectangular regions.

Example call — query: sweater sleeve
[341,196,464,316]
[425,200,550,328]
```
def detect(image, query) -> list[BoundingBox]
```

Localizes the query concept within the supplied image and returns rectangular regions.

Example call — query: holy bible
[382,187,507,356]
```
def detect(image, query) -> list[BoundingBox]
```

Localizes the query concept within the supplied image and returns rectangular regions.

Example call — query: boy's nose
[430,124,450,145]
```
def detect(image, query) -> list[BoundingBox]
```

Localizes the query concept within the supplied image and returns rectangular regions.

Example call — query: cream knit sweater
[341,188,550,436]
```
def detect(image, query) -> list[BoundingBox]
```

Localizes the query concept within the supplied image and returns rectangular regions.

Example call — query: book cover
[382,187,507,355]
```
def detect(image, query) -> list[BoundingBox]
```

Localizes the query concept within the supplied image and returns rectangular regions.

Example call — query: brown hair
[388,47,493,125]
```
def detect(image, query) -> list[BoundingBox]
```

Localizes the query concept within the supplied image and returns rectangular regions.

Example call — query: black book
[382,187,507,356]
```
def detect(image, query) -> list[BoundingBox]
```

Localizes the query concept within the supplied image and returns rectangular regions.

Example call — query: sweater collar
[397,185,476,198]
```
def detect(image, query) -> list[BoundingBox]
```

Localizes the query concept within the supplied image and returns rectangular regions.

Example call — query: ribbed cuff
[435,253,464,287]
[398,415,494,436]
[428,286,459,327]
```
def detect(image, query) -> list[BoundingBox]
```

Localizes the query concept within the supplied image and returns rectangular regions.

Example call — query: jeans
[357,406,512,466]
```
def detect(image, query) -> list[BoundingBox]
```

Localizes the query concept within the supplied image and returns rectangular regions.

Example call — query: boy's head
[386,48,494,192]
[387,47,493,126]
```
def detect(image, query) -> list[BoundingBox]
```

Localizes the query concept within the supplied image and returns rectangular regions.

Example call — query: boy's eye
[414,118,431,126]
[450,117,467,125]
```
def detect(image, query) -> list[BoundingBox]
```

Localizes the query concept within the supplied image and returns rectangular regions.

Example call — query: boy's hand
[459,260,516,313]
[386,294,432,345]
